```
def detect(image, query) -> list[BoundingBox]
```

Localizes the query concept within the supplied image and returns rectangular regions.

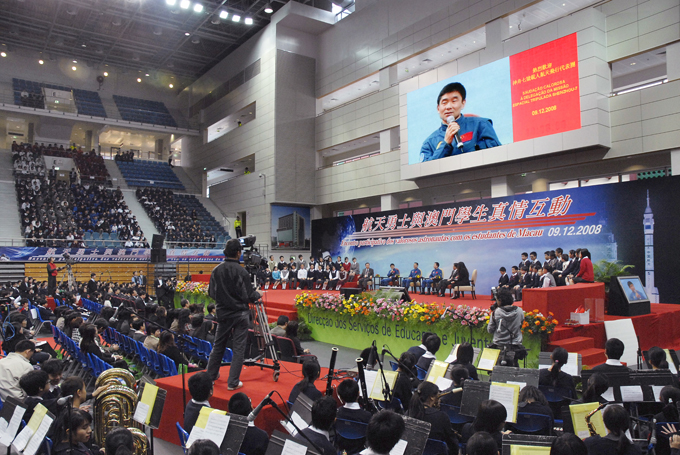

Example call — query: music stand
[265,430,322,455]
[491,366,540,388]
[460,381,491,417]
[501,434,556,455]
[400,416,431,455]
[221,414,248,455]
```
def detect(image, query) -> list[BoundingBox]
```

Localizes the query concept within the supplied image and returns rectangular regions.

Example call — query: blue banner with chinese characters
[0,247,226,263]
[312,176,680,304]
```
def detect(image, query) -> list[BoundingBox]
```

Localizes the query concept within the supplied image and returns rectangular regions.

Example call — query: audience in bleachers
[73,149,109,183]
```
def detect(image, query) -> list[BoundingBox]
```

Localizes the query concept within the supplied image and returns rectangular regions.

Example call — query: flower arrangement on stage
[522,310,559,335]
[294,292,487,327]
[175,281,209,296]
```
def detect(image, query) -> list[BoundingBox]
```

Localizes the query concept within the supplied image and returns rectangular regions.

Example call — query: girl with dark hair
[583,373,610,404]
[104,427,134,455]
[462,400,507,453]
[451,261,470,299]
[451,342,479,380]
[285,321,310,355]
[79,322,126,368]
[517,386,553,435]
[393,351,419,411]
[288,359,322,404]
[584,405,641,455]
[53,409,95,455]
[408,381,458,455]
[550,433,587,455]
[441,365,468,409]
[158,331,196,370]
[538,347,576,397]
[648,346,670,369]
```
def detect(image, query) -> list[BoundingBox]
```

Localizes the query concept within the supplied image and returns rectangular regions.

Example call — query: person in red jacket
[568,248,594,284]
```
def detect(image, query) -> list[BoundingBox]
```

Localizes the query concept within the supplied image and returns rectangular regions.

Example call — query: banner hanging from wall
[312,176,680,304]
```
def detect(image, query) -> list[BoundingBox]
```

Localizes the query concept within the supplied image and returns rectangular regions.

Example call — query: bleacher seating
[117,160,184,190]
[73,89,107,117]
[113,95,178,127]
[12,78,45,109]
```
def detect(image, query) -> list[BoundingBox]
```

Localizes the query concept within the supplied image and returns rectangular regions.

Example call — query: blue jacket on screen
[420,114,501,162]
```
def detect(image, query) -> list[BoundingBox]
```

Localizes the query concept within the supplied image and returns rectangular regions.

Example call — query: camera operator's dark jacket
[488,305,524,345]
[209,258,260,321]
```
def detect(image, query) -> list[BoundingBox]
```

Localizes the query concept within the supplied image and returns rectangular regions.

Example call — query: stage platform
[155,361,335,445]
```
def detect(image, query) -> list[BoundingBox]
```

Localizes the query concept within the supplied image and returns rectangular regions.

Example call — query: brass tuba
[95,368,136,389]
[128,427,150,455]
[94,369,141,448]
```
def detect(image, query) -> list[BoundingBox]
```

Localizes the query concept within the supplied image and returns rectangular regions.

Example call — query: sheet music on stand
[501,434,556,455]
[282,394,313,436]
[185,407,231,449]
[133,381,167,429]
[0,397,26,447]
[11,403,55,455]
[628,370,677,401]
[425,361,453,391]
[400,416,431,455]
[538,352,582,377]
[221,414,248,455]
[491,366,539,389]
[265,430,322,455]
[581,370,632,402]
[476,348,501,371]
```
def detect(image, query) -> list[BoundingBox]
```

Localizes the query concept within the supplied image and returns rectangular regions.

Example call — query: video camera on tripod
[238,235,266,274]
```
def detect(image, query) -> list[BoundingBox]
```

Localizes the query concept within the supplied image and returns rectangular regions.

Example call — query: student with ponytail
[538,347,576,398]
[407,381,458,455]
[584,405,641,455]
[288,358,322,404]
[648,346,671,369]
[53,409,96,455]
[441,365,468,407]
[104,427,134,455]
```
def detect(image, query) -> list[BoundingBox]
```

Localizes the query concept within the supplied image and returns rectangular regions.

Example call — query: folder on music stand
[265,430,322,455]
[570,402,607,439]
[185,406,232,449]
[11,403,55,455]
[0,397,26,447]
[477,348,501,371]
[426,360,453,391]
[133,381,167,429]
[501,434,556,455]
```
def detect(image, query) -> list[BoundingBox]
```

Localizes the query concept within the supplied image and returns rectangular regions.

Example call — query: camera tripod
[243,299,280,381]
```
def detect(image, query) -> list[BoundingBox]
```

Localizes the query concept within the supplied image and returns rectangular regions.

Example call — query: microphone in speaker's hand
[248,391,275,422]
[446,116,464,149]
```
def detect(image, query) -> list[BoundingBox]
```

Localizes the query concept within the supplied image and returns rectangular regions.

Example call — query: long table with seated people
[522,282,605,323]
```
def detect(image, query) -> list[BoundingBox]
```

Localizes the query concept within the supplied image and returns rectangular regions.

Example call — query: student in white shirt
[296,266,308,290]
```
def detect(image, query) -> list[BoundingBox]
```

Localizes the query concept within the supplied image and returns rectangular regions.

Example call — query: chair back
[508,412,552,434]
[440,403,474,425]
[176,422,189,454]
[415,365,428,380]
[335,418,368,440]
[470,269,477,283]
[275,336,298,362]
[423,439,448,455]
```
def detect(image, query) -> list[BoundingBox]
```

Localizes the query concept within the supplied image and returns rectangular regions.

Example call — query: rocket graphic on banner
[643,190,659,303]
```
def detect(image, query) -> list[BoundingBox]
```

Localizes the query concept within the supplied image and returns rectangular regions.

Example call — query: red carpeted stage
[155,361,337,445]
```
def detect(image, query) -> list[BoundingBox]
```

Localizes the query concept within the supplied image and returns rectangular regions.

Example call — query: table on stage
[521,282,605,323]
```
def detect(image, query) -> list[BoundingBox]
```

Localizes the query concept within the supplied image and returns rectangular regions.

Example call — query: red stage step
[579,348,608,368]
[548,336,594,352]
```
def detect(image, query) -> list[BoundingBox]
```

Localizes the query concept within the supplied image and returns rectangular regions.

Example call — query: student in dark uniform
[289,358,322,404]
[538,347,577,397]
[407,332,433,364]
[184,372,213,433]
[295,397,337,455]
[416,334,441,371]
[591,338,632,374]
[584,405,642,455]
[228,392,269,455]
[450,342,479,380]
[461,400,506,453]
[393,352,419,410]
[336,379,372,454]
[408,381,458,455]
[441,366,468,408]
[516,386,553,435]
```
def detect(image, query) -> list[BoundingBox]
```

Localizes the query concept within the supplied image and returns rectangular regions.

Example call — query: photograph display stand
[265,430,322,455]
[490,366,540,389]
[538,352,582,377]
[11,403,54,455]
[0,397,26,449]
[501,434,556,455]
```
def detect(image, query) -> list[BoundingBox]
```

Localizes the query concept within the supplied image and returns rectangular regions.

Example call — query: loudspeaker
[378,286,412,302]
[151,234,165,250]
[150,249,166,263]
[340,288,361,299]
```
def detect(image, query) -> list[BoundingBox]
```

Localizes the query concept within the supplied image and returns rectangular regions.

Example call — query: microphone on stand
[446,115,464,149]
[248,391,274,422]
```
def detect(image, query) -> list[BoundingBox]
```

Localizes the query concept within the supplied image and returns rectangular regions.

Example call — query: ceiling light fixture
[180,0,190,9]
[137,78,142,82]
[169,83,174,88]
[0,52,7,58]
[193,3,203,12]
[73,60,77,63]
[232,14,241,22]
[264,2,273,13]
[166,0,176,5]
[72,66,77,71]
[38,59,44,64]
[145,73,150,77]
[219,10,228,18]
[245,17,253,25]
[103,72,108,76]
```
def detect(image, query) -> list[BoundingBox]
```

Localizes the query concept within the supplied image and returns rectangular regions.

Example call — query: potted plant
[593,259,635,293]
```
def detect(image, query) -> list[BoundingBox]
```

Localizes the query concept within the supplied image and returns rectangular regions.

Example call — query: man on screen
[420,82,501,162]
[627,281,645,301]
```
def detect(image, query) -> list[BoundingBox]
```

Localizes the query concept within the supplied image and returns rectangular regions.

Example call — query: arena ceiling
[0,0,332,83]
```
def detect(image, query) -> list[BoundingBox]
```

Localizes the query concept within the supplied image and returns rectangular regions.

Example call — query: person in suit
[294,396,337,455]
[529,251,542,269]
[138,270,146,290]
[407,381,458,455]
[87,273,97,296]
[591,338,632,374]
[154,275,167,307]
[584,405,641,455]
[531,264,542,288]
[519,252,530,270]
[505,266,520,289]
[416,334,441,371]
[336,379,372,454]
[438,263,459,297]
[228,393,269,455]
[421,263,442,295]
[184,372,213,433]
[513,267,531,301]
[490,267,510,300]
[407,332,433,364]
[358,263,374,292]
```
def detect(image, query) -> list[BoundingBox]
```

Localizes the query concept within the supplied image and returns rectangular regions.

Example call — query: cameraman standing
[487,289,525,367]
[206,239,263,390]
